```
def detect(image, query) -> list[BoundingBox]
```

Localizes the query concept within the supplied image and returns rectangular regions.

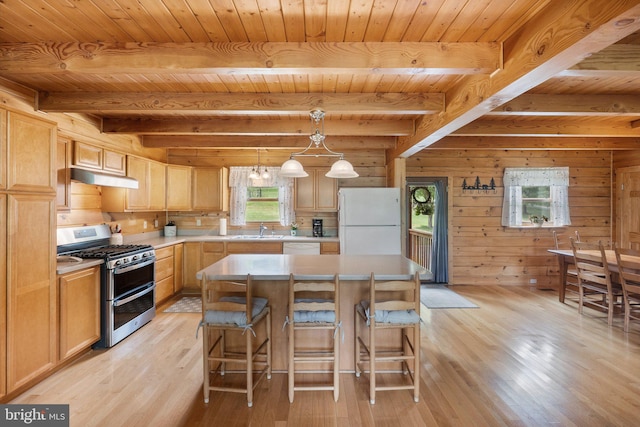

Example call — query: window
[245,186,280,222]
[228,167,295,226]
[501,167,571,227]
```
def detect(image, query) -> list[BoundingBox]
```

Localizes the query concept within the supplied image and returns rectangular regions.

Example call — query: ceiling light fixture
[249,149,269,180]
[280,110,359,179]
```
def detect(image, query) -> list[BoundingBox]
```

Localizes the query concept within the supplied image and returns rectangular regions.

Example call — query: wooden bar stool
[200,274,272,407]
[286,274,340,402]
[354,272,421,404]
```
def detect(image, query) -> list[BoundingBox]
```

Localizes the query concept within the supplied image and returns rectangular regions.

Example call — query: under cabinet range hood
[71,168,139,189]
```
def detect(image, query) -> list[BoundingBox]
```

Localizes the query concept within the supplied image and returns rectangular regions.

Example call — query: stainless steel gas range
[57,224,156,348]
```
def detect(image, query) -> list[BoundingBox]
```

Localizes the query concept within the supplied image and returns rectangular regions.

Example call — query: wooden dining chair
[200,274,272,407]
[354,272,421,404]
[570,238,623,326]
[287,274,340,403]
[614,247,640,332]
[554,230,579,303]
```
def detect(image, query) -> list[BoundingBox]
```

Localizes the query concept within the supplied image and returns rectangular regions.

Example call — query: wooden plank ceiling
[2,0,640,156]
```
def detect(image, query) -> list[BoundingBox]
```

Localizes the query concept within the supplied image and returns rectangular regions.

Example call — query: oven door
[108,257,155,299]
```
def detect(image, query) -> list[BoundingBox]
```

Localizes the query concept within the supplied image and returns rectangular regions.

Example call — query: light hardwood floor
[9,286,640,426]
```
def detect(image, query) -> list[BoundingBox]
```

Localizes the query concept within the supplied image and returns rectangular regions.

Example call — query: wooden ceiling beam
[40,92,441,115]
[105,118,413,136]
[391,0,640,158]
[142,135,396,149]
[452,119,640,137]
[488,94,640,116]
[428,136,640,150]
[0,41,501,75]
[558,44,640,77]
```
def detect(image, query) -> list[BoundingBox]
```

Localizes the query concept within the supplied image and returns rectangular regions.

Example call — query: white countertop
[136,235,339,249]
[196,254,432,282]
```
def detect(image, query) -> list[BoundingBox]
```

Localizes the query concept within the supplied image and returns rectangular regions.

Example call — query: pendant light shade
[280,158,309,177]
[279,110,358,179]
[325,159,359,178]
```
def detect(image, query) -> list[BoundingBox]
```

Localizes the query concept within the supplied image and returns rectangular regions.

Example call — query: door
[618,167,640,248]
[406,178,448,283]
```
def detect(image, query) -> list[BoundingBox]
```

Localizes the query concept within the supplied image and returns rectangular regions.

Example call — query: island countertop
[196,254,431,282]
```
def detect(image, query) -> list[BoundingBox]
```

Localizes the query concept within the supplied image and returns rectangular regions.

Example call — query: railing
[409,229,433,271]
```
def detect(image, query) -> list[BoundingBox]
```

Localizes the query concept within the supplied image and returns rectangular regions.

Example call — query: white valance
[503,167,569,187]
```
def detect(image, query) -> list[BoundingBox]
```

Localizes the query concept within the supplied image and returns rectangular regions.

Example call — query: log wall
[407,149,614,287]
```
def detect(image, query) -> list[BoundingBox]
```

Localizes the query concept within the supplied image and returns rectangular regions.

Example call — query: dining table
[548,248,640,302]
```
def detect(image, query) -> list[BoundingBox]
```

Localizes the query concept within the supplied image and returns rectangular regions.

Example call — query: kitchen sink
[231,235,284,239]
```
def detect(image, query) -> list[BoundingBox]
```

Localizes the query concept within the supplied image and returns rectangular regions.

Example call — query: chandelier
[279,110,359,178]
[249,149,269,180]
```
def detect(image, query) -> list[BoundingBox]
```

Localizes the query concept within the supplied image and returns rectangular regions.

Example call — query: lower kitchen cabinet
[173,244,183,294]
[320,242,340,254]
[58,266,100,360]
[0,194,6,399]
[183,242,225,294]
[155,246,175,304]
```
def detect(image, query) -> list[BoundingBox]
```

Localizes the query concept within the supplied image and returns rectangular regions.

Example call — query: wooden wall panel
[407,149,613,287]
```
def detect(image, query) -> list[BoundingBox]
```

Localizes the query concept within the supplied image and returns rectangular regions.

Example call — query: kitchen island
[197,254,430,371]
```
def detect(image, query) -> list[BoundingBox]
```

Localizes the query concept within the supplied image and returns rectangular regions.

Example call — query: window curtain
[501,167,571,226]
[228,167,295,226]
[431,180,449,283]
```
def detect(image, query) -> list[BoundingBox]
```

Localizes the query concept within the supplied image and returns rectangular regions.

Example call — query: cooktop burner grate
[69,244,154,259]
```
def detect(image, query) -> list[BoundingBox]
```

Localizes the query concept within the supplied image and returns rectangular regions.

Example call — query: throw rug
[420,285,478,309]
[163,297,202,313]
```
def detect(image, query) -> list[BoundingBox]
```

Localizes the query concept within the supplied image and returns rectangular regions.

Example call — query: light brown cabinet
[173,244,184,294]
[0,194,5,399]
[183,242,203,292]
[73,141,126,176]
[56,135,72,212]
[155,246,175,304]
[5,193,56,393]
[58,266,100,360]
[1,109,57,396]
[294,168,338,212]
[320,242,340,254]
[167,165,192,210]
[6,111,56,194]
[102,157,166,212]
[192,167,228,211]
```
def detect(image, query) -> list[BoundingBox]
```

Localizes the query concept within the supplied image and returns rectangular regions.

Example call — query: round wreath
[411,187,431,204]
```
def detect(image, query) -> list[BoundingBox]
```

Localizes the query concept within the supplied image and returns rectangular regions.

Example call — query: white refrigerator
[338,187,402,255]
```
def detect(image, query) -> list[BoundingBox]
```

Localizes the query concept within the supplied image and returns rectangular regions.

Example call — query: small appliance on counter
[312,218,323,237]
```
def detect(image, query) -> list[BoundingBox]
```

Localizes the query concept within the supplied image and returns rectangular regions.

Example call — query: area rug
[420,285,478,309]
[163,297,201,313]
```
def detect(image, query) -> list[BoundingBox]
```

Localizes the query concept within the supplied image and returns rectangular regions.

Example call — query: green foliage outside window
[246,187,280,222]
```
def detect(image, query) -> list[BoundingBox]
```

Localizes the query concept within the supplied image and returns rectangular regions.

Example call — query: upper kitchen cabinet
[56,135,71,212]
[166,164,192,210]
[192,167,228,212]
[4,110,56,194]
[295,168,338,212]
[101,156,166,212]
[0,110,5,191]
[73,141,126,176]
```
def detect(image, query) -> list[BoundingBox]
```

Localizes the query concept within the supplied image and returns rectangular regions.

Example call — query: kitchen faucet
[259,222,268,237]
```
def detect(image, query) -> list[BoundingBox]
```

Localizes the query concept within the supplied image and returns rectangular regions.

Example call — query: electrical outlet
[196,218,202,226]
[529,278,537,284]
[154,219,158,228]
[143,220,148,229]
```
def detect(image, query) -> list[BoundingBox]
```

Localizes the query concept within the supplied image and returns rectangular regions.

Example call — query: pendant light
[250,149,269,180]
[279,110,358,178]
